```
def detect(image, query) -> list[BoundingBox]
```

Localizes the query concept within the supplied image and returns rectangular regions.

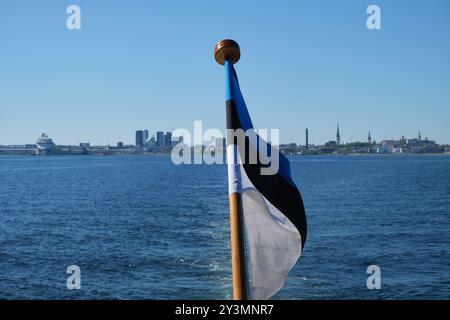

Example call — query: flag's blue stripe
[225,60,253,130]
[226,60,295,187]
[225,60,233,102]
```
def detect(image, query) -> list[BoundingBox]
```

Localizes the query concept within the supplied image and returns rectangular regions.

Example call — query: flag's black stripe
[226,99,307,247]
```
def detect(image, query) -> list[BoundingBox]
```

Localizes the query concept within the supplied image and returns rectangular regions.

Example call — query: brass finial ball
[214,39,240,65]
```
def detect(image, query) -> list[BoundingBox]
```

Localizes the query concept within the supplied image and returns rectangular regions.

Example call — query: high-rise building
[117,142,124,148]
[135,130,144,147]
[336,123,341,145]
[305,128,309,150]
[143,130,149,144]
[165,131,172,147]
[156,131,165,147]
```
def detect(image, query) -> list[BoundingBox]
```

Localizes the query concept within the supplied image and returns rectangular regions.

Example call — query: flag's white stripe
[242,189,302,300]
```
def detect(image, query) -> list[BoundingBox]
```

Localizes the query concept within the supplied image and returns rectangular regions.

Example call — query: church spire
[336,123,341,145]
[368,130,372,144]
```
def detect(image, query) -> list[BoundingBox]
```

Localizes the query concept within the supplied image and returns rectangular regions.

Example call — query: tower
[368,130,372,144]
[419,131,422,141]
[336,123,341,145]
[305,128,309,150]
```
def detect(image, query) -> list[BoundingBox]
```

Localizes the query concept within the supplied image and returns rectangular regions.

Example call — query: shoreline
[1,152,449,157]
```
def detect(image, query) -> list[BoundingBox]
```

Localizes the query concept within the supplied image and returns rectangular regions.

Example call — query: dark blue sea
[0,155,450,299]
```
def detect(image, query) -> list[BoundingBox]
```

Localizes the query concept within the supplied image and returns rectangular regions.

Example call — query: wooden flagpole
[229,192,247,300]
[214,39,248,300]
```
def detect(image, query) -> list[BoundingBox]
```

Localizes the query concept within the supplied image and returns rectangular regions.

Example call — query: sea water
[0,155,449,299]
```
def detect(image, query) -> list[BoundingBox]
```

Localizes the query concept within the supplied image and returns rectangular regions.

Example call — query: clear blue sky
[1,0,449,145]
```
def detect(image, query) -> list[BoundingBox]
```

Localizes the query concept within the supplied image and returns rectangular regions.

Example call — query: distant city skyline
[1,1,450,145]
[0,125,444,148]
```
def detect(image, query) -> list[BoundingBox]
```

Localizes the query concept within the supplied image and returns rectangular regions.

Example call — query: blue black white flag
[225,60,307,300]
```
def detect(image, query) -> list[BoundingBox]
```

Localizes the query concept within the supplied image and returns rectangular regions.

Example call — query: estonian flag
[225,60,307,300]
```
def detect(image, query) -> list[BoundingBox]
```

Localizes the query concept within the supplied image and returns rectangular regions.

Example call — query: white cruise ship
[36,133,55,155]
